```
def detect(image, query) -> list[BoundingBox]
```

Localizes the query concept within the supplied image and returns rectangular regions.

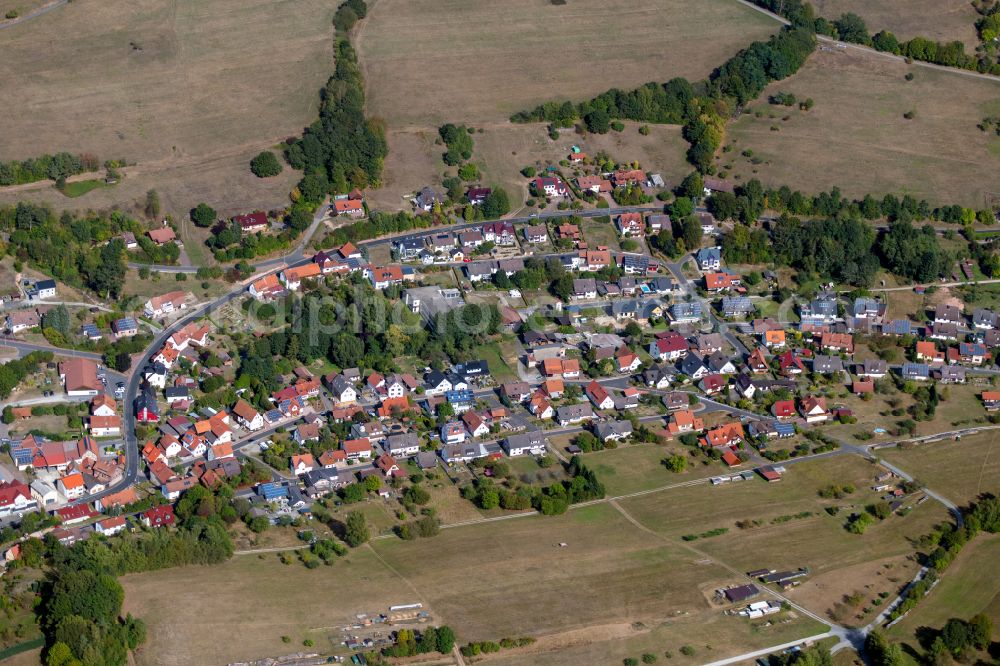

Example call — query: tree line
[283,0,387,204]
[745,0,997,73]
[510,27,815,175]
[0,153,101,187]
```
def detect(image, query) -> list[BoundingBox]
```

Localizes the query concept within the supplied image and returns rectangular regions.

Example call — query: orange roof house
[333,199,364,216]
[541,379,564,397]
[764,329,786,347]
[377,396,411,419]
[147,227,177,245]
[820,332,854,354]
[916,341,945,364]
[667,409,704,435]
[704,422,744,448]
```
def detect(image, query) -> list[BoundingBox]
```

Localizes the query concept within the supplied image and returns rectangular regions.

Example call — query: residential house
[395,237,426,261]
[722,296,755,319]
[523,224,548,244]
[501,381,532,404]
[938,365,967,384]
[616,348,642,373]
[333,199,364,217]
[59,358,101,396]
[812,355,844,374]
[746,348,769,374]
[112,316,139,338]
[707,351,737,375]
[368,265,405,290]
[647,214,670,233]
[959,342,989,365]
[705,272,742,291]
[342,438,373,460]
[916,341,945,365]
[248,274,284,302]
[532,176,569,198]
[576,175,612,194]
[650,332,688,361]
[764,329,786,349]
[503,431,547,457]
[573,278,598,300]
[699,373,727,395]
[147,227,176,245]
[643,364,674,389]
[616,213,643,237]
[853,298,886,322]
[586,381,615,410]
[704,422,744,448]
[528,393,554,419]
[983,391,1000,411]
[778,350,806,376]
[440,422,466,445]
[384,433,420,458]
[142,505,175,528]
[556,404,594,426]
[858,358,888,379]
[696,247,722,271]
[772,400,796,420]
[291,454,316,476]
[482,221,516,245]
[800,295,839,326]
[820,332,854,354]
[902,362,930,381]
[974,309,999,330]
[734,373,757,399]
[595,420,633,442]
[293,423,321,446]
[415,186,443,211]
[280,263,322,291]
[667,409,704,435]
[144,290,188,318]
[670,301,702,324]
[934,304,964,325]
[234,211,268,233]
[681,352,709,380]
[799,396,830,423]
[57,473,86,500]
[5,309,40,334]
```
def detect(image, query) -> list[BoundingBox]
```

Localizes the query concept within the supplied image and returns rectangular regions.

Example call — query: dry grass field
[355,0,778,128]
[582,442,718,497]
[880,431,1000,507]
[0,0,335,219]
[121,503,826,665]
[618,455,951,624]
[811,0,980,45]
[369,121,692,212]
[725,47,1000,208]
[888,534,1000,647]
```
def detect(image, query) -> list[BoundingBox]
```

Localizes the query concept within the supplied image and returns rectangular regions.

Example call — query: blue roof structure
[258,483,288,500]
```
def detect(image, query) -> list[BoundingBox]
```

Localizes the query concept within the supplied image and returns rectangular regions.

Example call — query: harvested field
[122,503,825,665]
[369,122,691,213]
[0,0,334,219]
[356,0,778,128]
[725,47,1000,208]
[880,431,1000,506]
[811,0,980,45]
